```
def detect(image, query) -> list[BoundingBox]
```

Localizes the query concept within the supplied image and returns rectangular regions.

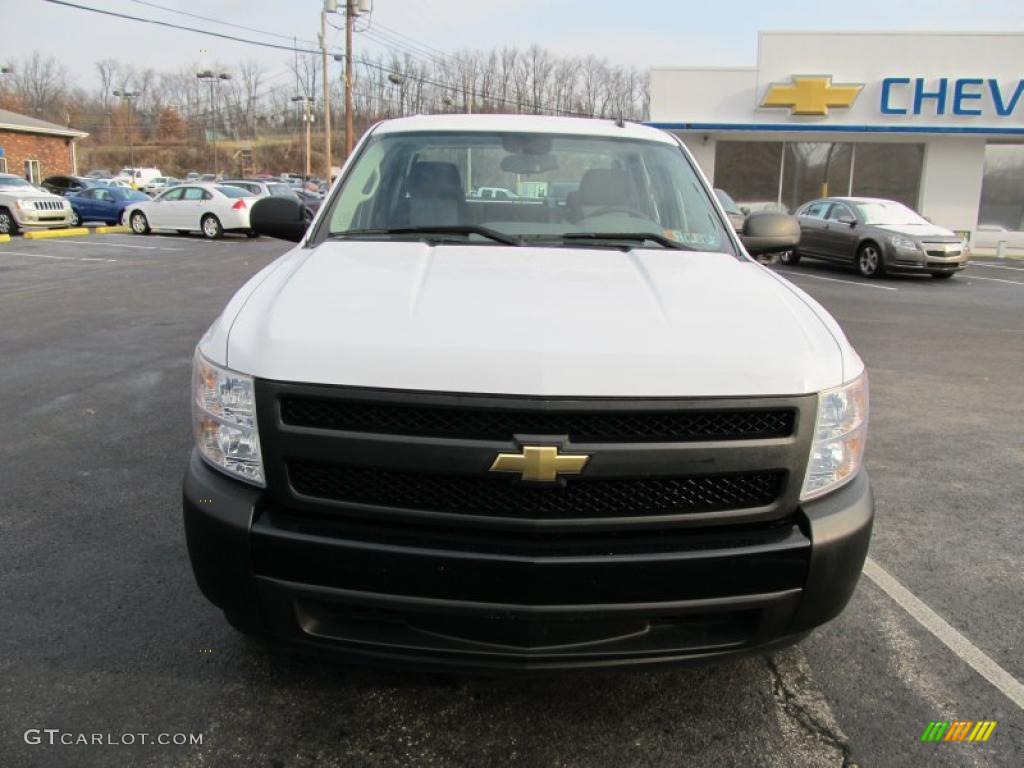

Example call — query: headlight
[15,199,33,210]
[801,372,868,501]
[889,234,918,251]
[192,351,265,486]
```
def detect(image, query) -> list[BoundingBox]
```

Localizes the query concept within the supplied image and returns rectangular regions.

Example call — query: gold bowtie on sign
[761,76,863,116]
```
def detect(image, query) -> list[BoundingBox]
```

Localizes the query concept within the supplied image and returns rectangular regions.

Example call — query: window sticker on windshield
[665,229,719,248]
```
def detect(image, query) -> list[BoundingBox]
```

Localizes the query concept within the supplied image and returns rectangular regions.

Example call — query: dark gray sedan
[783,197,969,279]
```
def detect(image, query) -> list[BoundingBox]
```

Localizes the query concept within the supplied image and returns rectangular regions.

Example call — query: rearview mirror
[739,213,801,256]
[251,196,308,242]
[500,154,559,174]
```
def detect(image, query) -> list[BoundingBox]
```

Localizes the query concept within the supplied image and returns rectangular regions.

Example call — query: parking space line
[965,275,1024,287]
[863,557,1024,710]
[42,239,184,252]
[0,250,116,263]
[773,270,898,291]
[971,263,1024,272]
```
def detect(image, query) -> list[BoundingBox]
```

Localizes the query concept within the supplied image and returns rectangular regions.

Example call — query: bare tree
[8,52,69,119]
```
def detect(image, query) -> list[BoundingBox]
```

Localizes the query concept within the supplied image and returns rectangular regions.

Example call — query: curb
[94,225,131,235]
[23,227,91,240]
[0,234,10,243]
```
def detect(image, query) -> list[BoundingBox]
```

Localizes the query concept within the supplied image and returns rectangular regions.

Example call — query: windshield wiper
[330,225,522,246]
[557,232,694,250]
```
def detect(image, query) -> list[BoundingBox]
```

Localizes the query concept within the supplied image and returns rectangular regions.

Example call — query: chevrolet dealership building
[649,31,1024,253]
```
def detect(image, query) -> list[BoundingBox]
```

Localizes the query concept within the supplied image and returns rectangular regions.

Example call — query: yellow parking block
[23,227,91,240]
[94,225,131,235]
[0,234,10,243]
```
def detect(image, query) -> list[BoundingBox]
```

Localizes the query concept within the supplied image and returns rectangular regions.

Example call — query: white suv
[183,115,873,673]
[0,174,74,234]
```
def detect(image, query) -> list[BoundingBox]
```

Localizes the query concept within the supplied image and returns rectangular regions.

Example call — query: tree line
[0,47,650,155]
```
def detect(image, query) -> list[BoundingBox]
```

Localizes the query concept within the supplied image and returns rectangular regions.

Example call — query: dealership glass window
[712,142,783,212]
[978,144,1024,232]
[781,143,852,213]
[848,144,923,209]
[0,157,6,173]
[713,140,923,213]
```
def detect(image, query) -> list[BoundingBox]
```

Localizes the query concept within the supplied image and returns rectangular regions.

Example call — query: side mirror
[739,212,801,256]
[838,216,857,227]
[251,196,308,242]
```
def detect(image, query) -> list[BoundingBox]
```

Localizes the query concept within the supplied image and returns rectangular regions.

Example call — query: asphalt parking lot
[1,233,1022,767]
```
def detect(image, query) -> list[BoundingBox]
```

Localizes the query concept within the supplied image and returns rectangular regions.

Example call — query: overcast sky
[8,0,1024,89]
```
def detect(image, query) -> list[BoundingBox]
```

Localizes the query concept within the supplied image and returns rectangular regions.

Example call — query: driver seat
[567,168,638,223]
[401,161,468,227]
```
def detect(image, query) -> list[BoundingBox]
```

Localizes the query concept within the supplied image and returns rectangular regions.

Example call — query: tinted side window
[826,204,855,221]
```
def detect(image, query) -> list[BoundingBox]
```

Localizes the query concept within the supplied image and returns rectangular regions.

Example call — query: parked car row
[714,189,970,279]
[0,173,74,234]
[68,186,150,226]
[125,183,261,239]
[785,197,969,279]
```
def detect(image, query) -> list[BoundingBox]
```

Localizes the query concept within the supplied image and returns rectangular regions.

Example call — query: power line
[360,28,447,67]
[42,0,601,119]
[354,56,593,118]
[42,0,341,57]
[371,21,450,60]
[128,0,320,47]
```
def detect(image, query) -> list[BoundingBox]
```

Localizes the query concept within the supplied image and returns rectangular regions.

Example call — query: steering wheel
[581,206,647,220]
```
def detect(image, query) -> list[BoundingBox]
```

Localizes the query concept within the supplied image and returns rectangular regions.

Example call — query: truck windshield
[325,130,732,252]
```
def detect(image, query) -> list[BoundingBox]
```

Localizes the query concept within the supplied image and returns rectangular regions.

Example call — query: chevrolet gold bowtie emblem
[760,76,863,116]
[489,445,590,482]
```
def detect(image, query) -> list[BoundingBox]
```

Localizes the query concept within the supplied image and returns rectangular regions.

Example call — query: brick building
[0,108,88,182]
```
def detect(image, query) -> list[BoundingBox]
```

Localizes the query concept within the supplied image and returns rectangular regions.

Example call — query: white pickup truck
[0,173,74,234]
[184,114,872,673]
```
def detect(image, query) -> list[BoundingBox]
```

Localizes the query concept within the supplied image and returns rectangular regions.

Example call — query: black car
[41,175,101,197]
[293,189,323,221]
[786,197,969,278]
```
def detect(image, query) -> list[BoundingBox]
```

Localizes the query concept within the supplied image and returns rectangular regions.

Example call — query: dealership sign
[880,78,1024,117]
[761,75,1024,120]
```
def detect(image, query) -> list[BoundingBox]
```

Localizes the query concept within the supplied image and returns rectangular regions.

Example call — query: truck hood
[224,242,852,397]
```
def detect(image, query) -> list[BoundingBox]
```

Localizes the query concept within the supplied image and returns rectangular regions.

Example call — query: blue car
[67,186,150,226]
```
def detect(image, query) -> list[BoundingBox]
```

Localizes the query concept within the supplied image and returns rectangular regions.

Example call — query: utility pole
[345,0,355,159]
[292,96,313,179]
[113,90,138,177]
[197,71,231,177]
[320,5,332,184]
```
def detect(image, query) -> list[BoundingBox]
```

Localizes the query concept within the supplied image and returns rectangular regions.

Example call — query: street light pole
[292,96,313,179]
[197,71,231,177]
[113,90,139,176]
[388,73,405,117]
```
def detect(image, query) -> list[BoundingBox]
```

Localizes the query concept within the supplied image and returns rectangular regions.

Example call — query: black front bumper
[183,451,873,672]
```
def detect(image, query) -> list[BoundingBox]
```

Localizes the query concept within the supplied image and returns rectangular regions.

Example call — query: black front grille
[280,397,795,443]
[288,461,784,519]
